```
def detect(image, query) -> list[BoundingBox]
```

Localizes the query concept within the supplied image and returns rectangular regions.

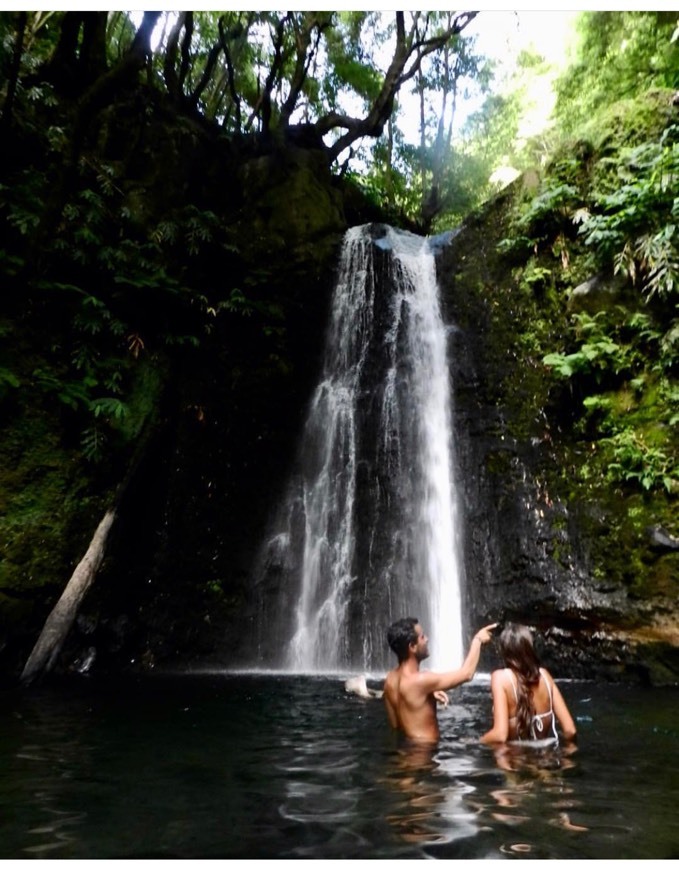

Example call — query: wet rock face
[443,309,600,636]
[567,273,628,314]
[434,202,678,685]
[647,525,679,553]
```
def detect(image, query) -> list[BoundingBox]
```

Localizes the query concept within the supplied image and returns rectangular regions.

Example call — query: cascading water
[255,224,464,673]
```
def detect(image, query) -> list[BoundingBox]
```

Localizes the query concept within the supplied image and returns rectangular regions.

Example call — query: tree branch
[178,11,194,92]
[190,38,223,111]
[163,12,185,100]
[317,10,477,163]
[218,16,242,131]
[245,13,291,135]
[280,13,332,128]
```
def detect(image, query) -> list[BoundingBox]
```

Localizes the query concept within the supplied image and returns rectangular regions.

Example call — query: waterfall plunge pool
[1,672,677,859]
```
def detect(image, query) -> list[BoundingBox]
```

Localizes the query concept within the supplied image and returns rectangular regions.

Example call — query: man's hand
[433,690,449,707]
[475,623,498,645]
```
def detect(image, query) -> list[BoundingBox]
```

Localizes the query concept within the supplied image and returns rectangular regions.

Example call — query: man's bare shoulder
[408,669,439,688]
[384,668,399,687]
[398,668,437,698]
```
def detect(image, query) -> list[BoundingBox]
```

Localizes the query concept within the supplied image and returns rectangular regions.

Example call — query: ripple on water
[500,842,533,854]
[23,806,86,857]
[279,783,359,824]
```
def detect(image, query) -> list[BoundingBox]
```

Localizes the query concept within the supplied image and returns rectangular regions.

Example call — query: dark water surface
[0,672,677,859]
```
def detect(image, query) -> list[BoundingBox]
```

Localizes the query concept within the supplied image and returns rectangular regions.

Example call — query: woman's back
[480,623,577,746]
[503,667,557,743]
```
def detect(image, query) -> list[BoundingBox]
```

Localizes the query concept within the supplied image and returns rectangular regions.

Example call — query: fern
[0,367,20,397]
[90,397,129,421]
[32,369,94,410]
[81,426,107,463]
[578,125,679,302]
[633,226,679,299]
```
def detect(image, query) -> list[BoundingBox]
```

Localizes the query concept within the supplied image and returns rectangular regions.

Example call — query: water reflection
[480,741,586,854]
[10,691,95,857]
[382,739,447,845]
[380,729,588,856]
[491,740,578,774]
[23,804,87,856]
[381,738,482,848]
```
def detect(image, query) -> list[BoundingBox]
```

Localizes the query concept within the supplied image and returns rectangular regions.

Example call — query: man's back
[384,665,440,742]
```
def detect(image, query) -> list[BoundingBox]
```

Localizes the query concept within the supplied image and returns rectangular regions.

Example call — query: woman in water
[480,623,577,745]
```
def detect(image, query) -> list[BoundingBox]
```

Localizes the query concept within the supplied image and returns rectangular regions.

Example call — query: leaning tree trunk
[20,415,161,686]
[20,509,117,685]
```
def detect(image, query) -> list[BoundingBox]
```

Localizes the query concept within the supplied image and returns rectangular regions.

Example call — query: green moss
[580,88,678,156]
[485,450,514,478]
[113,354,167,444]
[237,147,345,266]
[0,412,103,595]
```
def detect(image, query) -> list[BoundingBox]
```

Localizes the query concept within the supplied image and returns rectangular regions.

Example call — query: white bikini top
[506,667,558,743]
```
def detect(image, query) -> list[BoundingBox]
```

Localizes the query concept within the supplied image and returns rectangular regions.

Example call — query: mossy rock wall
[436,175,678,685]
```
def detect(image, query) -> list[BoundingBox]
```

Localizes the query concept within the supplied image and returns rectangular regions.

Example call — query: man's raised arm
[420,623,497,693]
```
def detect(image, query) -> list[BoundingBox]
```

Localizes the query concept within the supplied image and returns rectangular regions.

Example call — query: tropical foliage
[553,10,679,138]
[490,11,679,496]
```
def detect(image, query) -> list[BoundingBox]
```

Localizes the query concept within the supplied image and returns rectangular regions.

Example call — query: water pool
[0,672,677,859]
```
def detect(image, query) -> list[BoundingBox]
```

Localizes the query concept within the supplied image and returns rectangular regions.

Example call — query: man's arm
[383,672,399,729]
[384,693,398,728]
[419,623,497,693]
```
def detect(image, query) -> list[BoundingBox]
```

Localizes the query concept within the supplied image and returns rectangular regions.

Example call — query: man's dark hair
[387,617,419,663]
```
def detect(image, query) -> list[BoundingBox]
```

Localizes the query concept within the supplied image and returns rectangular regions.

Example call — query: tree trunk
[79,12,109,87]
[19,510,117,686]
[385,116,395,206]
[41,12,108,95]
[19,414,162,686]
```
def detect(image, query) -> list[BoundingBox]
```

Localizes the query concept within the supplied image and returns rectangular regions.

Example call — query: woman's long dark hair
[498,623,542,738]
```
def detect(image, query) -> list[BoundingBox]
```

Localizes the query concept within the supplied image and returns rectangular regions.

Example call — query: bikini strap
[539,668,554,710]
[505,668,518,702]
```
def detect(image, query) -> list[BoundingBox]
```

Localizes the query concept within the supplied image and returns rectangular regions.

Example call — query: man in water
[384,617,497,742]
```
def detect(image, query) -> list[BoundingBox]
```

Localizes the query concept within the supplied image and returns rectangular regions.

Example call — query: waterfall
[255,224,464,673]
